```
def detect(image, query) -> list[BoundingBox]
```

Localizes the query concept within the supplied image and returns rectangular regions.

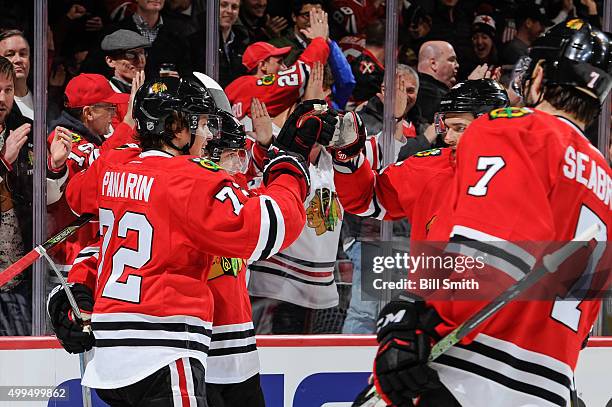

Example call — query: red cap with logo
[242,42,292,71]
[64,73,130,108]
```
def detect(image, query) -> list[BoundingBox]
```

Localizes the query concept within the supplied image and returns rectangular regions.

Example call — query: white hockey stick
[356,224,600,407]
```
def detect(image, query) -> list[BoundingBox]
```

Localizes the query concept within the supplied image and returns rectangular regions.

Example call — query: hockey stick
[355,224,600,407]
[0,214,94,289]
[38,236,93,407]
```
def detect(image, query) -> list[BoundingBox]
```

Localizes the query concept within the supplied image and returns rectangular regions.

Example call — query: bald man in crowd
[415,40,459,122]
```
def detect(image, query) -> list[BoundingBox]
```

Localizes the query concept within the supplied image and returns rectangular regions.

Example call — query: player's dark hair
[292,0,325,16]
[0,55,15,83]
[543,84,601,125]
[365,21,386,47]
[137,111,189,151]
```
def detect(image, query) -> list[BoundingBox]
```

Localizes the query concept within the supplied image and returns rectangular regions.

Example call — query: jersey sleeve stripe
[446,239,527,281]
[356,190,386,220]
[451,225,536,267]
[248,196,285,262]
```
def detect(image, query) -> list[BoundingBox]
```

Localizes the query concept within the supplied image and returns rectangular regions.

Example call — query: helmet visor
[433,112,448,136]
[219,148,249,175]
[510,55,532,98]
[190,114,223,141]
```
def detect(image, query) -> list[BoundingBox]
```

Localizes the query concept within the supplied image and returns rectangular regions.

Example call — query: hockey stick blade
[0,214,95,288]
[355,223,600,407]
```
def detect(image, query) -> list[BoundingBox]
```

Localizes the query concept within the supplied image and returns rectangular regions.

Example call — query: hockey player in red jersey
[367,19,612,407]
[225,8,330,120]
[46,73,338,405]
[333,78,509,242]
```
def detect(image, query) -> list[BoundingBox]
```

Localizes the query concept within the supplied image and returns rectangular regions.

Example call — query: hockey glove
[47,283,95,354]
[373,296,444,407]
[263,150,311,201]
[272,99,339,160]
[329,111,367,162]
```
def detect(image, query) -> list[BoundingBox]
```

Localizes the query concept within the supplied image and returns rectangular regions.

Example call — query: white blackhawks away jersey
[248,150,344,308]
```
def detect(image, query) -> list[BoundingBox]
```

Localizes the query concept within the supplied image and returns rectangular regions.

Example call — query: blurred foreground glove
[373,295,444,407]
[47,283,94,354]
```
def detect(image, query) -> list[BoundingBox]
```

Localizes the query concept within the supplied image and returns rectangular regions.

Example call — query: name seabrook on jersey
[562,145,612,209]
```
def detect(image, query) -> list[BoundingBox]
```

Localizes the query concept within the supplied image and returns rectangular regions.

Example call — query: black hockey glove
[263,150,311,201]
[272,99,339,160]
[329,111,367,162]
[373,295,444,407]
[47,283,94,354]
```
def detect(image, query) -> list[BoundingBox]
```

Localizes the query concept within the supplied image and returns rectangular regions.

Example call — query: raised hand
[301,8,329,40]
[264,15,289,38]
[49,126,74,169]
[1,123,31,165]
[123,70,145,129]
[251,98,273,148]
[304,61,325,101]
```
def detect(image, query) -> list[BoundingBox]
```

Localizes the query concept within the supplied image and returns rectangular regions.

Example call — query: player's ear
[529,63,545,102]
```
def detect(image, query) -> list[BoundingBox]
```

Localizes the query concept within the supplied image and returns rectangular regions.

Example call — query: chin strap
[164,131,196,155]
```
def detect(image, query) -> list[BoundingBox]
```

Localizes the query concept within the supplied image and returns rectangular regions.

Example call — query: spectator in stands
[415,40,458,122]
[248,63,345,334]
[271,2,355,110]
[102,29,150,93]
[190,0,250,88]
[402,5,432,57]
[357,65,435,159]
[226,8,329,121]
[110,0,192,77]
[164,0,206,37]
[329,0,385,38]
[501,3,549,65]
[0,30,32,120]
[460,15,499,79]
[46,74,130,271]
[427,0,472,69]
[269,0,324,66]
[239,0,289,42]
[348,20,385,107]
[0,52,73,336]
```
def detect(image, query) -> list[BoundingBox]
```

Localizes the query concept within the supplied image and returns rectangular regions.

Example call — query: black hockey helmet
[204,108,247,162]
[133,76,217,151]
[515,18,612,103]
[434,79,509,135]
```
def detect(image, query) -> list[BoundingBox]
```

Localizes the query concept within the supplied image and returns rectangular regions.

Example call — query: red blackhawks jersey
[225,37,329,120]
[430,109,612,407]
[335,108,611,406]
[330,0,385,36]
[65,146,306,389]
[46,123,136,272]
[334,140,452,242]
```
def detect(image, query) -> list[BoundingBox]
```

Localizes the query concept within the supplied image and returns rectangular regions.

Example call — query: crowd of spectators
[0,0,608,336]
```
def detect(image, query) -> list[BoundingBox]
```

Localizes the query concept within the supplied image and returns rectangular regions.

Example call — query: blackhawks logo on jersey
[414,148,442,158]
[208,256,246,280]
[70,132,82,143]
[190,157,221,171]
[489,107,533,120]
[257,74,276,86]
